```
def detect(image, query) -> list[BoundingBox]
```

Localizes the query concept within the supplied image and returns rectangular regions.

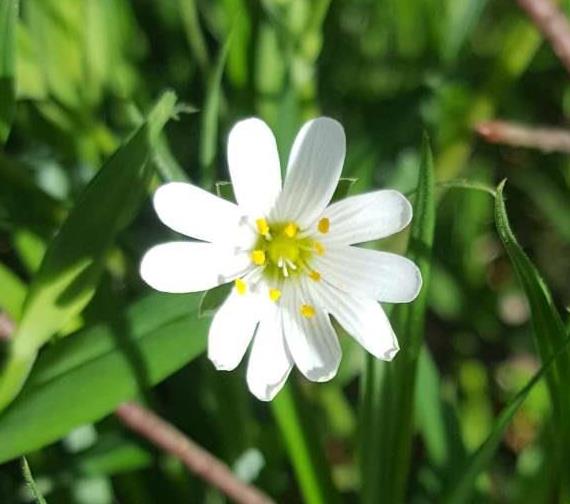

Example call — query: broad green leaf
[0,91,177,412]
[271,383,340,504]
[361,134,436,504]
[0,0,18,143]
[443,334,570,504]
[0,292,208,463]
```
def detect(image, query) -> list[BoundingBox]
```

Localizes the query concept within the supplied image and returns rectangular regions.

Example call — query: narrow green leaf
[199,283,232,318]
[494,180,570,488]
[442,0,488,64]
[443,334,570,504]
[361,133,436,504]
[271,383,340,504]
[0,292,208,463]
[200,36,231,181]
[21,457,47,504]
[0,91,178,412]
[0,0,18,143]
[331,177,357,202]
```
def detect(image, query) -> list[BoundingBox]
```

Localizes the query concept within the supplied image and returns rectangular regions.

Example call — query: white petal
[274,118,345,227]
[282,281,341,382]
[153,182,247,244]
[313,282,399,360]
[140,242,250,293]
[320,190,412,245]
[246,303,293,401]
[313,245,422,303]
[208,290,260,371]
[227,118,282,217]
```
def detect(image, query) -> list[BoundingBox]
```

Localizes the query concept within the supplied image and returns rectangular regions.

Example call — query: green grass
[0,0,569,502]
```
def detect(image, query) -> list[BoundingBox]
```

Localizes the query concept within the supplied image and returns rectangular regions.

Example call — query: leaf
[0,262,26,321]
[0,292,209,463]
[199,35,231,181]
[494,180,570,484]
[199,283,232,318]
[0,91,178,412]
[271,383,340,504]
[443,334,570,504]
[0,0,18,143]
[442,0,489,64]
[360,133,436,504]
[330,177,357,202]
[21,457,47,504]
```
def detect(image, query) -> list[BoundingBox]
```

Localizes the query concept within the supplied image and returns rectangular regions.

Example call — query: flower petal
[140,242,250,293]
[246,303,293,401]
[274,117,345,227]
[153,182,247,244]
[313,281,399,360]
[208,289,260,371]
[313,245,422,303]
[320,190,412,245]
[282,281,341,382]
[227,118,282,217]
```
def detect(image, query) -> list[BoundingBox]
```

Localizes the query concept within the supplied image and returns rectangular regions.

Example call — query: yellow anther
[300,304,316,318]
[235,278,247,295]
[256,218,270,236]
[309,271,321,282]
[314,242,325,256]
[251,249,266,265]
[269,288,282,302]
[318,218,330,234]
[284,222,298,238]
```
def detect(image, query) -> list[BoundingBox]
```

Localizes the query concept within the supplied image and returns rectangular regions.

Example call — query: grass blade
[0,91,178,412]
[443,333,570,503]
[271,383,340,504]
[360,134,436,504]
[21,457,47,504]
[494,180,570,491]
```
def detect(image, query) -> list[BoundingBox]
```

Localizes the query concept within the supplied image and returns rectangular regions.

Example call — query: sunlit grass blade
[0,91,178,412]
[0,292,208,463]
[360,133,435,504]
[442,333,570,504]
[0,0,18,143]
[0,262,26,321]
[271,383,340,504]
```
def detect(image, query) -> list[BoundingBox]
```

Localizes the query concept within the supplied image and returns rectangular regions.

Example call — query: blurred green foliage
[1,0,570,502]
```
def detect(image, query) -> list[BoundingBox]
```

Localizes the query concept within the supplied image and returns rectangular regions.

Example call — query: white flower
[140,117,422,401]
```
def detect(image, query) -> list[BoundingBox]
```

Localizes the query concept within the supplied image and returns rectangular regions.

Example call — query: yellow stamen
[314,242,325,256]
[251,249,266,265]
[318,217,330,234]
[300,304,316,318]
[256,218,270,236]
[235,278,247,295]
[309,270,321,281]
[284,222,298,238]
[269,288,282,302]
